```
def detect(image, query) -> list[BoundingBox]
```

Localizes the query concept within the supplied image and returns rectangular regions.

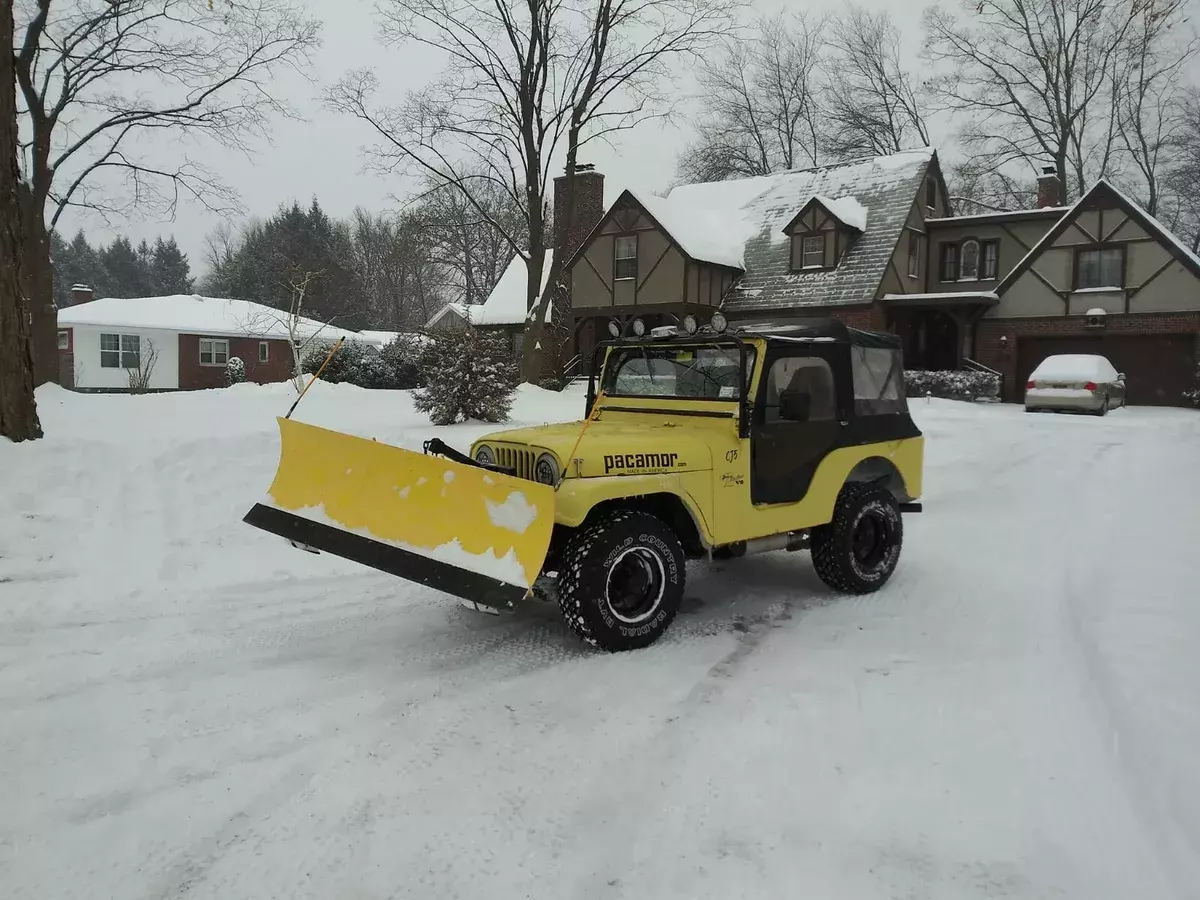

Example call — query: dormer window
[800,234,825,269]
[939,238,999,282]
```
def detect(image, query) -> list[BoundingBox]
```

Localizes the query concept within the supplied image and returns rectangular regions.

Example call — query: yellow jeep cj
[244,317,924,651]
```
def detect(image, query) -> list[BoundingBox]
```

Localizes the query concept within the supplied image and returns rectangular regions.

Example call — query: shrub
[301,338,376,384]
[1184,364,1200,408]
[225,356,246,386]
[904,369,1001,402]
[379,334,426,389]
[413,329,517,425]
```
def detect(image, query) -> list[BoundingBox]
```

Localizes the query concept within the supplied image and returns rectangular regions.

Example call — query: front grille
[494,445,537,481]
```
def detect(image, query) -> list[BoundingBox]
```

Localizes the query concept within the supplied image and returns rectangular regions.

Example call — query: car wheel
[1095,395,1110,416]
[811,483,903,594]
[557,510,685,651]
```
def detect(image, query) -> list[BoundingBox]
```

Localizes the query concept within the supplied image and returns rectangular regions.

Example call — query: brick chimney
[1037,166,1062,208]
[69,284,94,305]
[553,164,605,261]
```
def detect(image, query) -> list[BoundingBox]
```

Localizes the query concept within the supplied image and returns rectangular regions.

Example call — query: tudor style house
[508,148,1199,405]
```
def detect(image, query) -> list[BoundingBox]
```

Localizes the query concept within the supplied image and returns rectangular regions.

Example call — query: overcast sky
[55,0,934,277]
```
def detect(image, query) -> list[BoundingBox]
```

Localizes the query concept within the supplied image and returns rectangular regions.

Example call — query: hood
[475,417,718,479]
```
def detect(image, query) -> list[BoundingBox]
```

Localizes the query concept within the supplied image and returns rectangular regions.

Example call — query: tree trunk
[0,0,42,441]
[22,196,56,385]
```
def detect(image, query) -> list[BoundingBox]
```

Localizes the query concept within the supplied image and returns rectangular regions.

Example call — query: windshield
[602,345,754,400]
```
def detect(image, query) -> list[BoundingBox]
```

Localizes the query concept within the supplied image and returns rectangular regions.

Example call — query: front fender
[554,471,715,542]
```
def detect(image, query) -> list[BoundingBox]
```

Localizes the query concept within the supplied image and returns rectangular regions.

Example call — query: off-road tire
[557,510,685,651]
[811,483,903,594]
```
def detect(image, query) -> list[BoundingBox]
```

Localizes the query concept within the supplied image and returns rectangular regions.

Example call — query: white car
[1025,354,1127,415]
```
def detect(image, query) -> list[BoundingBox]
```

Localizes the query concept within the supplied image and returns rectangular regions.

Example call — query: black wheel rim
[604,547,666,624]
[851,511,891,570]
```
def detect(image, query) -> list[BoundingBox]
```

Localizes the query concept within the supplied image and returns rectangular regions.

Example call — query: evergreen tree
[101,236,150,297]
[151,237,193,294]
[413,329,516,425]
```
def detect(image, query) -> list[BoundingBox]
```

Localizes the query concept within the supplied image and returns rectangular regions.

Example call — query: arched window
[959,239,980,280]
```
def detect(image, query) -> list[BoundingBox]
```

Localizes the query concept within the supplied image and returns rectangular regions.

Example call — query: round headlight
[534,453,559,485]
[631,318,646,337]
[682,314,698,334]
[607,319,621,338]
[474,445,495,466]
[711,311,728,333]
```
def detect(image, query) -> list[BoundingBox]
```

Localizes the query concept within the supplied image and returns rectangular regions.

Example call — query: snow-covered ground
[2,385,1199,899]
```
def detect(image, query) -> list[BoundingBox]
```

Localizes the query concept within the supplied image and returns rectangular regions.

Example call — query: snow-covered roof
[997,179,1200,295]
[57,294,364,344]
[473,251,555,326]
[656,148,934,312]
[357,330,406,347]
[927,207,1067,225]
[627,189,750,269]
[814,195,868,232]
[884,291,999,302]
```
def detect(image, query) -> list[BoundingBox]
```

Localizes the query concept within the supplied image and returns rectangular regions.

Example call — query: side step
[899,502,923,514]
[244,503,528,610]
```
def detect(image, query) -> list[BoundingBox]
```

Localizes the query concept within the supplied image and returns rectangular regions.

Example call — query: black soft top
[732,318,902,350]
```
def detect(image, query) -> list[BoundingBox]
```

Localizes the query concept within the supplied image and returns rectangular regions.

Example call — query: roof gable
[997,180,1200,294]
[783,196,868,235]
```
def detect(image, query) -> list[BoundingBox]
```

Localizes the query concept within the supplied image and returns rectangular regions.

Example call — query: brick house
[544,148,1200,406]
[56,290,373,392]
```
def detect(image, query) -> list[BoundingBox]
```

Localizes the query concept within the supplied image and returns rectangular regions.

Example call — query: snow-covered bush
[379,335,426,389]
[301,336,427,390]
[905,369,1000,403]
[1184,363,1200,408]
[413,329,517,425]
[225,356,246,386]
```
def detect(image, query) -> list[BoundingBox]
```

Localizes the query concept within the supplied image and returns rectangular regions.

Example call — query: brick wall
[178,334,296,390]
[975,312,1200,400]
[835,304,887,331]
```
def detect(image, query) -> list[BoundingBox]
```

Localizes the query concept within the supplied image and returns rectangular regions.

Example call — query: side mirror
[778,391,811,422]
[1118,373,1126,381]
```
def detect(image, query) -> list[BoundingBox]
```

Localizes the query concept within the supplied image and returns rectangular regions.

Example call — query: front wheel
[811,484,903,593]
[557,510,685,651]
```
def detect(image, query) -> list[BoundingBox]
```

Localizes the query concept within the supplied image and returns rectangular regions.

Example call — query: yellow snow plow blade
[243,417,556,609]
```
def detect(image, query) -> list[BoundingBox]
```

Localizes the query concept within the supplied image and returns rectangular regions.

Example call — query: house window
[940,243,958,282]
[614,235,637,281]
[1076,247,1124,289]
[100,333,140,368]
[907,232,921,278]
[513,331,525,357]
[801,234,826,269]
[199,338,229,366]
[57,330,68,350]
[982,241,999,279]
[959,239,981,280]
[258,341,269,363]
[926,179,936,210]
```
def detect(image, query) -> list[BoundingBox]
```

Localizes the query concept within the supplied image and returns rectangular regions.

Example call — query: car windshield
[602,345,754,400]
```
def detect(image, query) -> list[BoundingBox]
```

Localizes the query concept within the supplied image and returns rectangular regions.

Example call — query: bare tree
[1,0,41,441]
[676,11,826,184]
[1161,96,1200,252]
[14,0,319,385]
[333,0,737,384]
[824,6,930,160]
[1111,0,1197,215]
[125,338,160,393]
[923,0,1145,204]
[946,158,1037,213]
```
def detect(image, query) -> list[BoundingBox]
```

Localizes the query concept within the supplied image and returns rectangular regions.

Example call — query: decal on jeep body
[603,452,681,474]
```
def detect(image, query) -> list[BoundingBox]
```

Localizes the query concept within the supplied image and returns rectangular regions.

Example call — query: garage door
[1016,334,1197,406]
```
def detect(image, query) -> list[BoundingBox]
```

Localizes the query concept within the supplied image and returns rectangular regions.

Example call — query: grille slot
[495,445,536,481]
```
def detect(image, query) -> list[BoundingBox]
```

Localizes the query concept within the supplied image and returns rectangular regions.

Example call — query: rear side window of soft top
[851,346,907,415]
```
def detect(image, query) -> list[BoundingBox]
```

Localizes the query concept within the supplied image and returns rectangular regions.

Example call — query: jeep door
[750,346,846,505]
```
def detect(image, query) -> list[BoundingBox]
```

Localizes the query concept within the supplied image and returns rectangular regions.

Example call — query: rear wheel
[557,510,685,651]
[811,484,903,593]
[1094,395,1110,416]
